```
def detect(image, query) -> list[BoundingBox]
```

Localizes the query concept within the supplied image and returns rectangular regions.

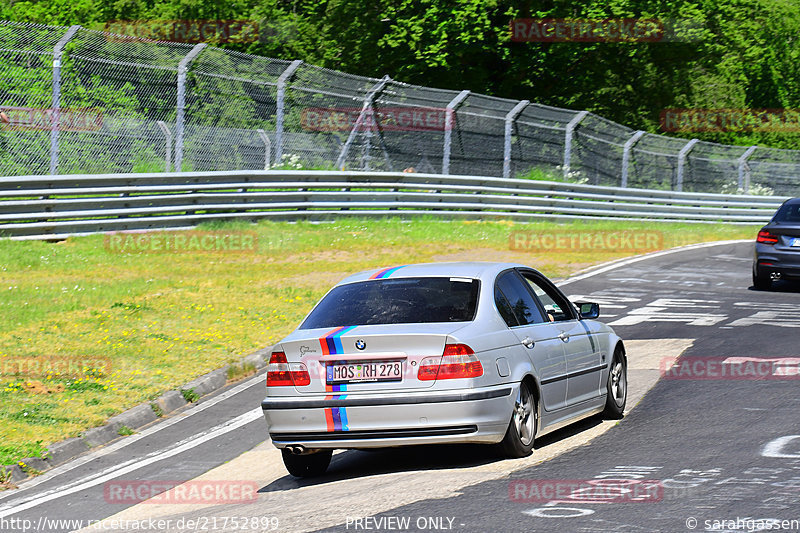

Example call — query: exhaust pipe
[285,445,306,455]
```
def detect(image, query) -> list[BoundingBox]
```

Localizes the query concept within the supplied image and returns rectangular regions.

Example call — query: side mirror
[576,301,600,319]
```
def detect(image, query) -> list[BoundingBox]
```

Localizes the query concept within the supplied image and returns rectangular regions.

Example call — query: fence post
[737,145,757,193]
[257,129,271,170]
[274,59,302,166]
[676,138,699,192]
[156,121,172,172]
[563,110,589,178]
[174,43,207,173]
[621,130,646,188]
[503,100,529,179]
[49,25,81,176]
[442,90,470,175]
[336,75,391,170]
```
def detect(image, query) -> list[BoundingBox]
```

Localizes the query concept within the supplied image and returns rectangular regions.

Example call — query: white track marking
[762,435,800,458]
[0,373,266,504]
[559,240,750,287]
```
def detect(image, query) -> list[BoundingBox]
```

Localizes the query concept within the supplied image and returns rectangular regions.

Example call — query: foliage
[6,0,800,149]
[516,166,589,185]
[180,388,199,403]
[719,182,775,196]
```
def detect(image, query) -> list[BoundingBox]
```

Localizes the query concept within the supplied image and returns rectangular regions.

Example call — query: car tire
[499,380,536,458]
[281,448,332,478]
[753,265,772,290]
[603,347,627,419]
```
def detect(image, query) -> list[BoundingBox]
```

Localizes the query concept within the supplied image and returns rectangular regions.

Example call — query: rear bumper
[262,384,515,449]
[754,245,800,279]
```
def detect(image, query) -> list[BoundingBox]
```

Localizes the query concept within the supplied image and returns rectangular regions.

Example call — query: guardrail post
[563,110,589,179]
[503,100,529,179]
[621,130,646,188]
[274,59,302,166]
[257,129,271,170]
[336,75,391,170]
[676,138,699,192]
[156,121,172,172]
[174,43,207,173]
[442,90,470,175]
[49,25,81,176]
[737,145,757,193]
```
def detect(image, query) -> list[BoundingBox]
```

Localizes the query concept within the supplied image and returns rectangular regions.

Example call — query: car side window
[520,272,576,322]
[494,286,519,327]
[495,271,546,326]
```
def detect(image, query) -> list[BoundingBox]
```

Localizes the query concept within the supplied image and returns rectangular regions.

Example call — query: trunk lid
[767,224,800,251]
[277,323,468,393]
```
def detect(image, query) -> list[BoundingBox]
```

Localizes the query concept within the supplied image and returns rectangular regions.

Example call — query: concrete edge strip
[558,239,751,286]
[1,238,751,484]
[0,373,268,506]
[2,348,273,484]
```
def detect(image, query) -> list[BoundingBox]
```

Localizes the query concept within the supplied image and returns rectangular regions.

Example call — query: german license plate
[326,361,403,384]
[791,238,800,247]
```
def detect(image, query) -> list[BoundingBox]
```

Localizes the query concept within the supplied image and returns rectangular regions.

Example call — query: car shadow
[532,414,606,450]
[258,414,608,491]
[748,280,800,293]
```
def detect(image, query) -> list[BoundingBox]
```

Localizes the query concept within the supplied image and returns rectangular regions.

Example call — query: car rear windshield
[300,277,480,329]
[774,202,800,223]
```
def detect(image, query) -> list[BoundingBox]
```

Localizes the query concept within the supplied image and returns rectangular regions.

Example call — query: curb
[1,347,271,485]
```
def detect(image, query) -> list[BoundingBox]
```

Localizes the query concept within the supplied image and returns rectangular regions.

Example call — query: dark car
[753,198,800,290]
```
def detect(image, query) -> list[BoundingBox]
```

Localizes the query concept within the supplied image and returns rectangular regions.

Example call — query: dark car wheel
[753,265,772,290]
[281,448,332,478]
[499,380,536,458]
[603,347,627,419]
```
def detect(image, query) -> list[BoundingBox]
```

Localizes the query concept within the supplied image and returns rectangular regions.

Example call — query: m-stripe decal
[324,395,348,431]
[370,265,407,279]
[319,325,357,355]
[319,325,355,431]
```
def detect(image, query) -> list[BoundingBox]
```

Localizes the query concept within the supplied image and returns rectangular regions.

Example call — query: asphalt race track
[2,240,800,533]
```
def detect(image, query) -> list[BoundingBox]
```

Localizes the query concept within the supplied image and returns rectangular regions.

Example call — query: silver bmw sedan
[261,262,627,477]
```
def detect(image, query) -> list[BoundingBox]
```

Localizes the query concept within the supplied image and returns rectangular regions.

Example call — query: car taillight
[418,343,483,381]
[757,230,779,244]
[267,352,310,387]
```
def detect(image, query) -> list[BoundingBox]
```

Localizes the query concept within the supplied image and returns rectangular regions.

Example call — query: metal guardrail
[0,171,785,240]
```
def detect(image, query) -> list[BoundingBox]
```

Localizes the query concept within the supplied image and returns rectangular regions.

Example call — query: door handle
[521,337,535,349]
[558,332,570,342]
